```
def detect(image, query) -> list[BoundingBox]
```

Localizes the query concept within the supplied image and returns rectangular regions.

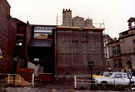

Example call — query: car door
[122,74,129,85]
[114,73,124,85]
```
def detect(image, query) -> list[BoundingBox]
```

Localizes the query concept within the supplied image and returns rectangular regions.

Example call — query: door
[114,73,124,85]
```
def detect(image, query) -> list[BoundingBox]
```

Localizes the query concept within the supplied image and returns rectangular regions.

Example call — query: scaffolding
[56,15,105,29]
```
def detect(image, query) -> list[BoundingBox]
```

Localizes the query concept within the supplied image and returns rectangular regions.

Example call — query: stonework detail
[62,9,94,28]
[107,17,135,72]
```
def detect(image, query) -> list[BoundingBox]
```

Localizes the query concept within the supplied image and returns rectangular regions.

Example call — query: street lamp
[13,56,19,86]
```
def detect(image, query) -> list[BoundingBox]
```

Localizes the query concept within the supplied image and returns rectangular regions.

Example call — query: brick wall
[0,0,16,73]
[55,27,104,78]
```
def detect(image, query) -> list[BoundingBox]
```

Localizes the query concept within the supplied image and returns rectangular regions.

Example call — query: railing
[74,75,95,89]
[93,23,105,29]
[7,74,21,85]
[0,73,34,87]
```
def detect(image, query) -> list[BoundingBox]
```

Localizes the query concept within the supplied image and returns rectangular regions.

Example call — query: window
[43,27,46,30]
[131,22,135,28]
[41,27,44,30]
[112,46,116,55]
[34,26,54,40]
[16,42,23,46]
[113,59,117,68]
[37,27,40,30]
[34,33,48,39]
[115,74,122,78]
[118,58,122,68]
[133,39,135,44]
[105,73,113,77]
[34,58,39,62]
[19,43,22,46]
[34,27,37,30]
[123,74,127,78]
[0,52,2,56]
[116,45,121,54]
[47,27,49,30]
[0,49,2,58]
[0,49,3,61]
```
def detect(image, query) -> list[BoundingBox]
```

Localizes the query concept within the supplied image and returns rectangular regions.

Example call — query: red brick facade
[13,19,32,68]
[0,0,16,73]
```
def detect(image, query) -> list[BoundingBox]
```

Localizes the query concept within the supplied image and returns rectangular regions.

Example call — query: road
[6,87,74,92]
[6,87,134,92]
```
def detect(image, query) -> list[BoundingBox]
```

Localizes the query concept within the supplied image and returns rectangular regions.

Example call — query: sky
[7,0,135,38]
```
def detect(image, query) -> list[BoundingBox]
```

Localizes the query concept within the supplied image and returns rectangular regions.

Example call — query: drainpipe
[24,21,29,67]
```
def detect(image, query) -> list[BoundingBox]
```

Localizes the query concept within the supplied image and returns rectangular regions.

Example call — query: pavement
[6,87,74,92]
[34,78,74,89]
[6,87,135,92]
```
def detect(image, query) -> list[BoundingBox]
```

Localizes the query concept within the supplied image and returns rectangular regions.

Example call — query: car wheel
[101,81,108,89]
[129,81,134,85]
[101,81,108,85]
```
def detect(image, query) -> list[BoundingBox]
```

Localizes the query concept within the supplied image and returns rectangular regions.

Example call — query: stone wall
[62,9,72,26]
[62,9,94,28]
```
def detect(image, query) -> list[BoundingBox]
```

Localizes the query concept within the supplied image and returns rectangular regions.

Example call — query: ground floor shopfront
[27,46,54,77]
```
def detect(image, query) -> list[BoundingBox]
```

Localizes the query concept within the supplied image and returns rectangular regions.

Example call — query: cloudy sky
[7,0,135,38]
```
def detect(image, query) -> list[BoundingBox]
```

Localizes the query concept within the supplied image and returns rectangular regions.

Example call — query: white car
[94,72,135,85]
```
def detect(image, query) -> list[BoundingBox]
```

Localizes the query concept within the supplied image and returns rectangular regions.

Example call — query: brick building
[0,0,16,73]
[27,25,56,77]
[0,2,105,78]
[26,25,104,78]
[24,10,104,78]
[13,18,32,68]
[55,26,104,78]
[15,9,104,78]
[56,9,105,78]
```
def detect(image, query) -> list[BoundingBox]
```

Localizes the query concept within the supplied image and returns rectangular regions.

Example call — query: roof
[56,26,104,31]
[32,24,56,27]
[103,34,113,40]
[127,17,135,22]
[1,0,11,8]
[107,39,119,45]
[13,18,26,25]
[56,26,80,29]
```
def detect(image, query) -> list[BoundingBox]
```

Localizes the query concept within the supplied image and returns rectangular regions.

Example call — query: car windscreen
[100,72,109,76]
[99,72,103,76]
[104,73,113,77]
